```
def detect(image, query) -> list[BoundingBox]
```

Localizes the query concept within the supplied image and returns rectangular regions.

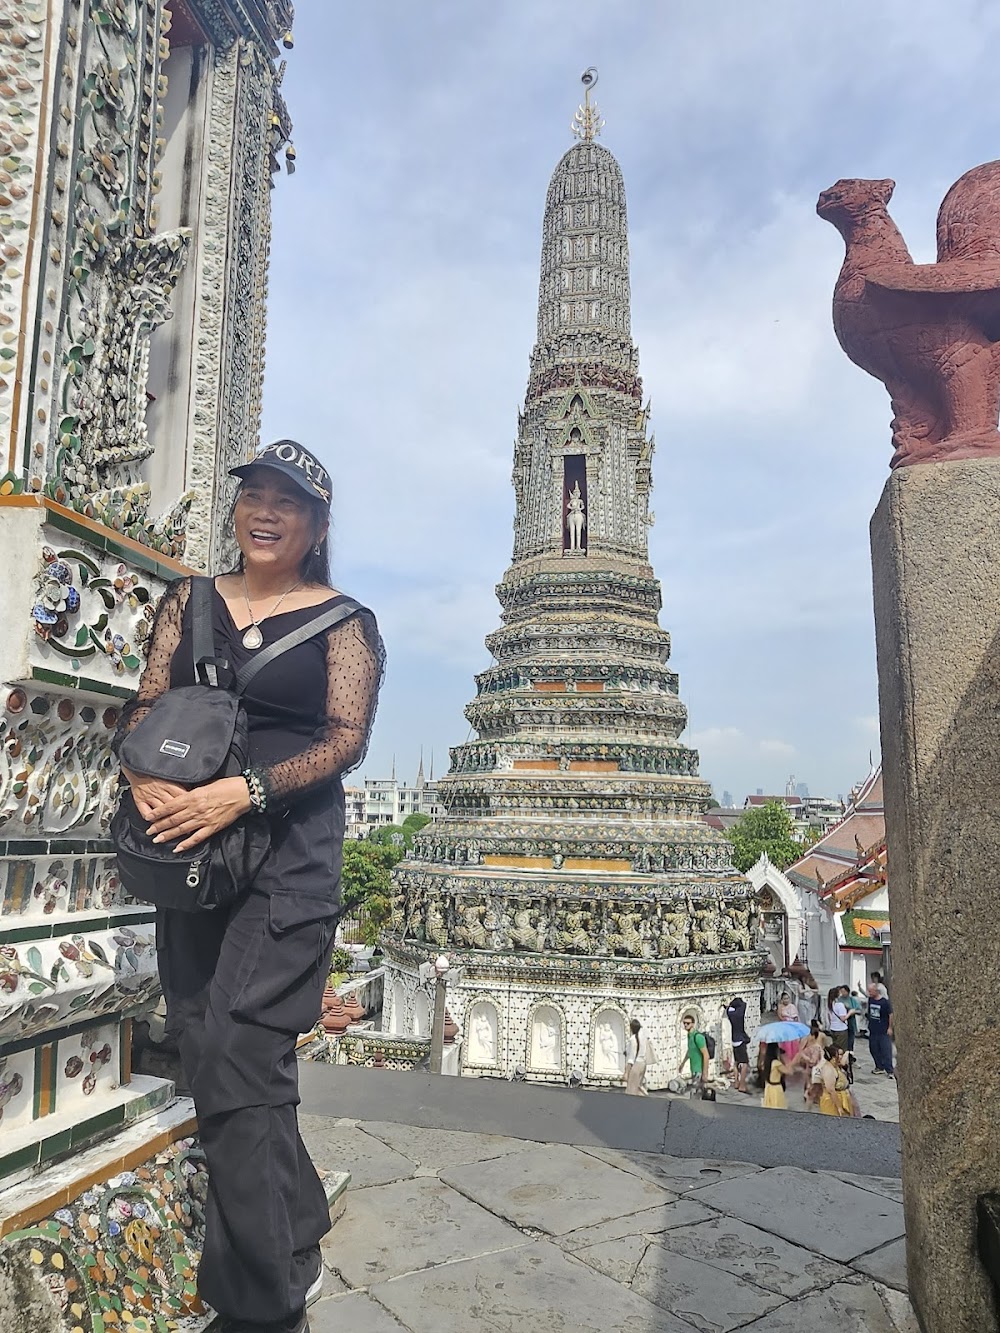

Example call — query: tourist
[827,986,850,1053]
[725,996,751,1094]
[624,1018,651,1096]
[871,970,890,1000]
[115,441,384,1333]
[679,1013,709,1093]
[762,1042,789,1110]
[834,1048,861,1117]
[867,981,895,1076]
[795,971,821,1026]
[789,1020,825,1107]
[842,986,863,1054]
[817,1046,847,1116]
[777,991,801,1066]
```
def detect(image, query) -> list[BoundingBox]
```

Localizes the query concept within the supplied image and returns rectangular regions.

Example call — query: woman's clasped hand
[144,776,253,853]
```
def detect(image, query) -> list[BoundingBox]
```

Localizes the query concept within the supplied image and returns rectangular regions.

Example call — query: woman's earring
[313,543,321,556]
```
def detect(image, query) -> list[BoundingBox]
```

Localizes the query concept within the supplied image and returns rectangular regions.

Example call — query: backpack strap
[234,596,363,695]
[191,576,225,687]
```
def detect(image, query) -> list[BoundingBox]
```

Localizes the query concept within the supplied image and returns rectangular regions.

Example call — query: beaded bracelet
[243,768,268,813]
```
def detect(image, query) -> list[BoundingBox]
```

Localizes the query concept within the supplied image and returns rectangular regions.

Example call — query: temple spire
[571,67,605,143]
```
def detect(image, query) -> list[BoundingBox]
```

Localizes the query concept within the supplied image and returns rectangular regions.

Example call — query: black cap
[230,439,332,506]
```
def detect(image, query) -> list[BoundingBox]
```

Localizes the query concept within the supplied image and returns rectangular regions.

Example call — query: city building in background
[344,757,444,838]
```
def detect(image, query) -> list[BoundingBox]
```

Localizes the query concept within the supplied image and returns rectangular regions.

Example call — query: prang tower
[382,74,762,1085]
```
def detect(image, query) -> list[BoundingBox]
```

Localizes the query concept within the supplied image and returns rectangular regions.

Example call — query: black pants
[870,1031,895,1073]
[158,878,338,1324]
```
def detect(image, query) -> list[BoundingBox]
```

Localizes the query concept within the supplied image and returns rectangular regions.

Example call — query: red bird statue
[818,162,1000,467]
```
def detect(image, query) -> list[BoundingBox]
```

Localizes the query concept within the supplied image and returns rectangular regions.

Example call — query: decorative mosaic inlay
[3,1135,209,1331]
[32,546,154,673]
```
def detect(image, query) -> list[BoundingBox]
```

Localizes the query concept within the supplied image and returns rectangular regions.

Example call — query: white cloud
[760,740,797,759]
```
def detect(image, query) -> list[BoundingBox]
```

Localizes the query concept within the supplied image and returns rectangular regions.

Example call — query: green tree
[341,841,400,910]
[402,812,432,839]
[367,823,410,851]
[340,841,399,947]
[726,800,802,873]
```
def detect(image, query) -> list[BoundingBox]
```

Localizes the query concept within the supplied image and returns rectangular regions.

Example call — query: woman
[115,441,384,1333]
[777,990,801,1066]
[624,1018,650,1095]
[817,1045,847,1117]
[834,1048,861,1117]
[789,1020,825,1106]
[761,1041,788,1109]
[842,986,862,1054]
[795,971,820,1026]
[827,986,850,1054]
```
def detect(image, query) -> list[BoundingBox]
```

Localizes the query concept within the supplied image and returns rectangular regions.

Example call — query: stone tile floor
[300,1115,916,1333]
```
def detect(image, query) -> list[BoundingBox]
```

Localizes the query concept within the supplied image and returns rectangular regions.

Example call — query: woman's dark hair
[228,480,332,587]
[763,1041,784,1089]
[629,1019,641,1035]
[827,987,842,1010]
[810,1019,821,1036]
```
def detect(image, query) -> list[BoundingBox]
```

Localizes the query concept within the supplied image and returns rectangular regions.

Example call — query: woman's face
[234,471,326,579]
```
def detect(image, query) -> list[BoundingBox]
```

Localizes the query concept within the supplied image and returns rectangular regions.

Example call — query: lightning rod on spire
[571,67,605,142]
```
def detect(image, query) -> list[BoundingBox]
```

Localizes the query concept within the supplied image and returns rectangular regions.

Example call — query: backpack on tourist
[112,577,361,911]
[701,1031,716,1059]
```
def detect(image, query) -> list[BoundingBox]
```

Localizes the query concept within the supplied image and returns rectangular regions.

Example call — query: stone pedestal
[871,460,1000,1333]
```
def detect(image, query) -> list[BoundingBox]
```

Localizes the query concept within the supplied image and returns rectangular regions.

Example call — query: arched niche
[467,1001,499,1067]
[389,979,406,1037]
[591,1007,626,1077]
[528,1003,563,1072]
[412,990,431,1038]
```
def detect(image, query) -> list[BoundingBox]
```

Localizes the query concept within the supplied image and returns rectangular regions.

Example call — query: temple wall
[383,954,761,1091]
[0,0,293,1324]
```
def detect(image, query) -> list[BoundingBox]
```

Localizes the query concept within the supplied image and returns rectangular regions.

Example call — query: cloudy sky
[259,0,999,803]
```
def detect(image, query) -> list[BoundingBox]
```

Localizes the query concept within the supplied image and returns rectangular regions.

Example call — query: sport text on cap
[232,439,332,504]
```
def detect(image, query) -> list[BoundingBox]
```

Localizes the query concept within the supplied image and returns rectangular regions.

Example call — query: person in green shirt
[679,1014,709,1091]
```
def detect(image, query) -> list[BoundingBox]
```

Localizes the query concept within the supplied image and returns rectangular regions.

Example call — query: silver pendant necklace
[241,573,302,650]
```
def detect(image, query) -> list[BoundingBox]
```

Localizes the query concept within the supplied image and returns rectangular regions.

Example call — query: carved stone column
[872,460,1000,1333]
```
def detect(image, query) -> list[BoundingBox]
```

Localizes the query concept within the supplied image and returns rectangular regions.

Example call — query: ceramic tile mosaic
[3,1135,209,1332]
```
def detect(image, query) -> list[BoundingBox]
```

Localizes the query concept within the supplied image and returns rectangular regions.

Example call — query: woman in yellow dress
[762,1042,788,1110]
[818,1046,847,1116]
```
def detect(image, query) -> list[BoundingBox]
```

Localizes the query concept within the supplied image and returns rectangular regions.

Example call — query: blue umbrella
[755,1020,811,1043]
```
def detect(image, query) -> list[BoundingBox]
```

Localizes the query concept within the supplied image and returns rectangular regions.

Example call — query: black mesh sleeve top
[116,577,385,811]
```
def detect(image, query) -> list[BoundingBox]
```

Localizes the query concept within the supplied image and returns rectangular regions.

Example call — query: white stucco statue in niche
[566,481,586,552]
[469,1003,498,1064]
[594,1013,625,1075]
[530,1006,562,1069]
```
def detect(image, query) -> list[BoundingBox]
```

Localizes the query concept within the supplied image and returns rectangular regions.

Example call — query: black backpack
[701,1031,716,1059]
[111,577,360,912]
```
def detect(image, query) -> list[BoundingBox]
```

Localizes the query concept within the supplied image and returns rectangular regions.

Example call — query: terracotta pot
[443,1010,459,1046]
[321,1000,351,1034]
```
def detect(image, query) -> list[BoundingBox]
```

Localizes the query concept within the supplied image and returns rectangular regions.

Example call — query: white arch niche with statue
[590,1004,627,1081]
[464,999,501,1072]
[527,1000,565,1076]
